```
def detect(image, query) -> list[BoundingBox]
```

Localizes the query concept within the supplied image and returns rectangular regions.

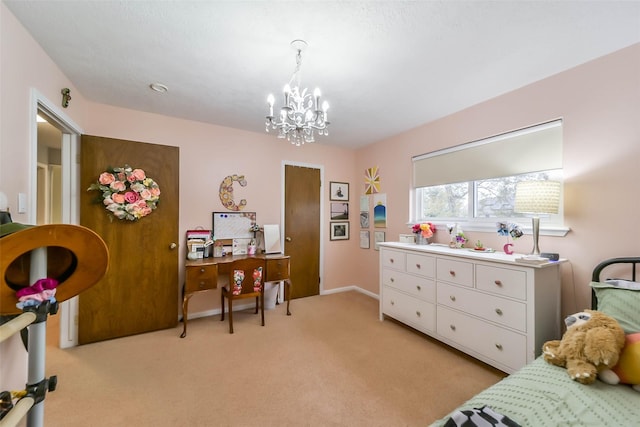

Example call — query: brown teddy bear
[542,310,625,384]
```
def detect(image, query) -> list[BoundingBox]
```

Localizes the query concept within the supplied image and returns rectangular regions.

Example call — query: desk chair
[220,258,265,334]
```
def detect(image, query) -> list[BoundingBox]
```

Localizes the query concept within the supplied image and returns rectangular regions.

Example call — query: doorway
[32,91,83,348]
[284,163,322,298]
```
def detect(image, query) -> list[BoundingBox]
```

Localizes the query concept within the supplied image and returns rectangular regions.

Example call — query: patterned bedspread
[430,356,640,427]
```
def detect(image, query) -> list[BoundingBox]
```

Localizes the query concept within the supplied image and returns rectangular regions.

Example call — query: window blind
[413,120,562,187]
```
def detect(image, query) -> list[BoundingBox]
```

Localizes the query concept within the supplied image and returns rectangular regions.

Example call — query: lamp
[265,40,329,146]
[514,181,561,255]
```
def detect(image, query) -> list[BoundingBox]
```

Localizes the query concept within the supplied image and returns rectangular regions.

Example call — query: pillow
[590,281,640,334]
[612,332,640,386]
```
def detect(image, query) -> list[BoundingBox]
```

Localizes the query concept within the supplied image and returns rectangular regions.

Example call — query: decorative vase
[416,234,430,245]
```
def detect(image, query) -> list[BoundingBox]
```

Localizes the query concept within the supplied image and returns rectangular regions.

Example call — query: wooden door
[79,135,179,344]
[284,165,320,298]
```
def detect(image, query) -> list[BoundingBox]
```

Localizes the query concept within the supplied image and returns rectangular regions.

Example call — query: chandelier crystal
[265,40,329,146]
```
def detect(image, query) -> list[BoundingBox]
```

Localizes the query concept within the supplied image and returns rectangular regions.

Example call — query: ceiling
[5,1,640,149]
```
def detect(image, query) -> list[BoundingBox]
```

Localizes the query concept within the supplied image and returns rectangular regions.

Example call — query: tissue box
[399,234,416,244]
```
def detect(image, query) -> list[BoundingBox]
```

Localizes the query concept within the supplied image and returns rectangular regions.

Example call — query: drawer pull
[199,282,205,289]
[449,324,456,331]
[416,311,421,317]
[495,343,503,350]
[390,278,395,283]
[449,270,456,277]
[390,258,394,263]
[416,263,421,269]
[449,295,456,302]
[416,285,421,291]
[495,308,503,316]
[390,300,395,306]
[494,280,503,286]
[200,268,205,273]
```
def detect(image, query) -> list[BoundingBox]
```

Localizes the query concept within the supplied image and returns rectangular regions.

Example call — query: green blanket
[431,357,640,427]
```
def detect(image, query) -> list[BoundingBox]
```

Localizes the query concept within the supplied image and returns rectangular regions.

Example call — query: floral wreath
[88,165,161,221]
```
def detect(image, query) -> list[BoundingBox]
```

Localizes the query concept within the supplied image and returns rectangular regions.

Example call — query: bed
[430,257,640,427]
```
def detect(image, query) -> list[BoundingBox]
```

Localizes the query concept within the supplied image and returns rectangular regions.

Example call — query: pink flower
[98,172,115,185]
[124,191,140,204]
[131,169,146,181]
[110,180,126,192]
[112,193,126,204]
[139,189,152,200]
[412,222,436,238]
[150,187,161,197]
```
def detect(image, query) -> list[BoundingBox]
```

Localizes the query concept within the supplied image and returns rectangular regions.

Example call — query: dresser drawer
[383,286,436,333]
[437,306,527,372]
[381,248,406,270]
[382,269,435,302]
[185,264,218,292]
[265,257,290,282]
[476,265,527,300]
[437,282,526,332]
[436,258,473,287]
[406,253,435,278]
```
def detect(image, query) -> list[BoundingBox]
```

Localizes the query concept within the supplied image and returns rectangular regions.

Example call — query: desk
[181,254,291,338]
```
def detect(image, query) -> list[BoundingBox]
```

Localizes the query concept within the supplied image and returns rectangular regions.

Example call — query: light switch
[18,193,27,213]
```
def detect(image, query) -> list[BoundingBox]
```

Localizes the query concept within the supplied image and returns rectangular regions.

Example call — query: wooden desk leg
[180,292,194,338]
[285,279,292,316]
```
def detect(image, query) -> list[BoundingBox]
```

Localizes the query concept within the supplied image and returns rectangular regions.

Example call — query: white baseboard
[321,285,379,300]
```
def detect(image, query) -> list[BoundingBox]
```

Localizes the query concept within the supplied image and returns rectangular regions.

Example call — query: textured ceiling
[5,1,640,149]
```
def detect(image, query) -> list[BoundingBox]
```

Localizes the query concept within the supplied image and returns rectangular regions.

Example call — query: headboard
[591,257,640,309]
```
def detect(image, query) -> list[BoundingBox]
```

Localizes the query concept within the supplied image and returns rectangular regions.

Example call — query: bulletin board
[212,212,256,240]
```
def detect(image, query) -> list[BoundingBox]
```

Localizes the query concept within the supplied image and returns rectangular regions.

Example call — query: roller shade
[413,120,562,187]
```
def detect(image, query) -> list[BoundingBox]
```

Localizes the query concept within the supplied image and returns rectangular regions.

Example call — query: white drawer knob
[390,300,395,305]
[495,343,503,350]
[449,295,456,301]
[495,308,503,316]
[450,324,456,331]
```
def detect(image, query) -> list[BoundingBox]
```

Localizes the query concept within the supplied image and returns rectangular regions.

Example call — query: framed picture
[329,181,349,201]
[330,221,349,240]
[330,202,349,220]
[360,230,370,249]
[374,231,385,250]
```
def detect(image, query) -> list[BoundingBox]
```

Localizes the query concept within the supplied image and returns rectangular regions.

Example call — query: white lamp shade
[514,181,561,215]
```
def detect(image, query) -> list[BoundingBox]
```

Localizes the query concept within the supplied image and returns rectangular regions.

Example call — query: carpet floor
[38,291,505,426]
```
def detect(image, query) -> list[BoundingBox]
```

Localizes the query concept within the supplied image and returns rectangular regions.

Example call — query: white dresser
[379,242,562,373]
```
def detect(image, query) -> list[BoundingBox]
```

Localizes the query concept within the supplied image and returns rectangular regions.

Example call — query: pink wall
[2,2,639,359]
[354,43,640,316]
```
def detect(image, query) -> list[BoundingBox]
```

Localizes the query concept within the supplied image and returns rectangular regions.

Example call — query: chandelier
[265,40,330,146]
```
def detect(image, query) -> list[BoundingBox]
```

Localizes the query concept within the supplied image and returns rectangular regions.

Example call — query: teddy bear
[542,310,625,384]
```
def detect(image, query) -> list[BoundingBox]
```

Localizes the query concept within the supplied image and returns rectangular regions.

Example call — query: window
[412,120,567,235]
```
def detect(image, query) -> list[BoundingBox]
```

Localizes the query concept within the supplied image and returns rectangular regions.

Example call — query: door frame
[281,160,325,294]
[30,89,83,348]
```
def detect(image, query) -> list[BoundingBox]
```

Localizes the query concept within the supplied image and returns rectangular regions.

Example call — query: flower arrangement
[412,222,436,238]
[87,165,160,221]
[455,232,467,245]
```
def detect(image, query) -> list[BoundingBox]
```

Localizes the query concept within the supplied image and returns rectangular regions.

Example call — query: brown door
[284,165,320,298]
[79,135,179,344]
